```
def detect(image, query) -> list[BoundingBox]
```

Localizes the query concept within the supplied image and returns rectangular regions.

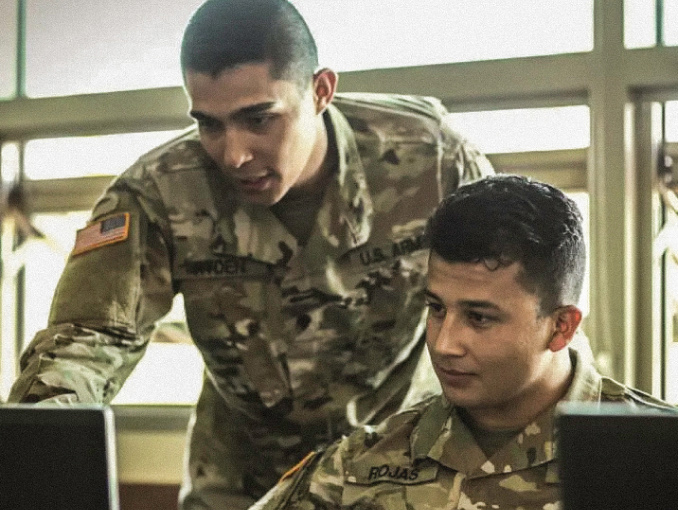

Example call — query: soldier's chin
[237,186,281,206]
[441,389,482,409]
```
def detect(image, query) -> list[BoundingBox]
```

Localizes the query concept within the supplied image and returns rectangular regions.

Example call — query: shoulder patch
[72,212,130,256]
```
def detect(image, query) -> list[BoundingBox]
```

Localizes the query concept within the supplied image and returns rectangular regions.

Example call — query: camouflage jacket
[8,93,492,424]
[250,349,674,510]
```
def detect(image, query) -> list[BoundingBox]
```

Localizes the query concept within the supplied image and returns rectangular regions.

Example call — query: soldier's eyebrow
[189,111,218,122]
[459,300,502,311]
[189,102,278,122]
[236,102,278,115]
[424,289,441,301]
[424,289,502,311]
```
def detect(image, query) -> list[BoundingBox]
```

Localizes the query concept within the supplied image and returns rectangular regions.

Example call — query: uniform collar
[560,347,604,402]
[314,104,374,253]
[410,349,602,479]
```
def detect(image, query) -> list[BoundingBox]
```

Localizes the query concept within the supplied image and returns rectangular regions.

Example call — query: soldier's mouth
[434,365,476,386]
[238,172,275,192]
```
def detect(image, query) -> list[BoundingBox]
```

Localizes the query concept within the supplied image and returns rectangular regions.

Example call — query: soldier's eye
[467,310,498,328]
[425,301,445,319]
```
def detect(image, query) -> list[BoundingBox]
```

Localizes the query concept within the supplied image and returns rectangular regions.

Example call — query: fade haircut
[180,0,318,90]
[424,174,586,315]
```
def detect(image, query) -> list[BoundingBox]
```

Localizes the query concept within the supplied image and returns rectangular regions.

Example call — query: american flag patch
[72,212,130,256]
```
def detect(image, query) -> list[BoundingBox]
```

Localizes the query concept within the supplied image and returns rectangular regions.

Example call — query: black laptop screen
[558,402,678,510]
[0,405,118,510]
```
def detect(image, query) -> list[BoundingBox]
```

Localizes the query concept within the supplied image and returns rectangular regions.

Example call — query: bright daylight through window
[26,0,678,406]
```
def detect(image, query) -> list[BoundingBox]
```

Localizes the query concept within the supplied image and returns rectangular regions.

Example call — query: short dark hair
[424,174,586,314]
[180,0,318,89]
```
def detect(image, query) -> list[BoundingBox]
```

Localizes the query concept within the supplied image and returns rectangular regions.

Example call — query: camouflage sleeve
[439,116,495,195]
[249,444,346,510]
[7,173,175,404]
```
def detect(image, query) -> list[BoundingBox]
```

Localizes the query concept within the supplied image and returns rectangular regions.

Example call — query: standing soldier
[8,1,493,509]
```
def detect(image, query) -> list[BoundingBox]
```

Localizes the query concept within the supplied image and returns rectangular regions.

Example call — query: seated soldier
[249,174,675,510]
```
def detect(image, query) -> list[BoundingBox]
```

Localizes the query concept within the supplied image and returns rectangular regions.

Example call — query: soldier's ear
[547,305,582,352]
[312,68,337,114]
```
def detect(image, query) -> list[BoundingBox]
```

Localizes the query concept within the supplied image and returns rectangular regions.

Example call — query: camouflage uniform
[8,93,493,509]
[251,348,674,510]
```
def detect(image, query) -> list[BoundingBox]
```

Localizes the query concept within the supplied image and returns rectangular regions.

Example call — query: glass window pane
[624,0,657,49]
[0,0,17,99]
[294,0,593,72]
[666,101,678,142]
[663,0,678,46]
[113,294,204,405]
[661,103,678,404]
[1,143,22,400]
[1,142,21,185]
[24,130,184,180]
[112,342,203,405]
[665,249,678,403]
[23,212,91,346]
[25,0,593,95]
[447,106,590,154]
[25,213,202,405]
[113,295,203,405]
[625,0,678,48]
[25,0,204,98]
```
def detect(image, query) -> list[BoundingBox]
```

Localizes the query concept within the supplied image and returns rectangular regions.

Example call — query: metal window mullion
[656,0,664,47]
[16,0,26,98]
[13,140,26,384]
[588,0,637,383]
[634,101,665,396]
[15,140,24,371]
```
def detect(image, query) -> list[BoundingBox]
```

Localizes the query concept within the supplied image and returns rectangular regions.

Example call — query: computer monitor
[557,401,678,510]
[0,404,119,510]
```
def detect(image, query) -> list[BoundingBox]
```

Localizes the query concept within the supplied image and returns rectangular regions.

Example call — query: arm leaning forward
[8,179,175,404]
